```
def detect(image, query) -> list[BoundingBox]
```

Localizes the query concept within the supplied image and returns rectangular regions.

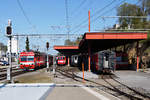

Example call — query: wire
[70,0,87,17]
[72,0,126,33]
[16,0,38,34]
[16,0,32,25]
[65,0,70,40]
[70,0,117,33]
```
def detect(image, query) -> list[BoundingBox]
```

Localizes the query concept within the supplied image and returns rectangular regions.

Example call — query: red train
[56,56,67,65]
[19,51,53,70]
[115,52,128,69]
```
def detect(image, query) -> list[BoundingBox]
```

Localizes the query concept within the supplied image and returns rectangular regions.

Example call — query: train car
[19,51,46,70]
[91,50,116,73]
[115,52,128,69]
[56,56,67,65]
[70,55,82,67]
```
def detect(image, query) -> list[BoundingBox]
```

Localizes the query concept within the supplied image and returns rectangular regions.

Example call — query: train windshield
[20,56,34,61]
[27,56,34,61]
[58,57,65,60]
[20,56,27,61]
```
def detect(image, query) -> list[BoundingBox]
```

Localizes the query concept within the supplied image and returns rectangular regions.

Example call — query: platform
[0,83,55,100]
[0,83,118,100]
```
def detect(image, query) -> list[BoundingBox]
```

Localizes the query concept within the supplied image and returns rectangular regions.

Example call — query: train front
[19,52,35,70]
[57,56,66,65]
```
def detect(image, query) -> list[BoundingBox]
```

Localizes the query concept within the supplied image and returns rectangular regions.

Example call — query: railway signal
[6,19,12,83]
[46,42,49,50]
[6,26,12,35]
[6,19,12,35]
[46,42,49,72]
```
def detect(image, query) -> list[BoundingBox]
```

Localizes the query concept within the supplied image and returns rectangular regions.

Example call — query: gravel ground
[115,70,150,92]
[14,68,53,83]
[76,71,99,79]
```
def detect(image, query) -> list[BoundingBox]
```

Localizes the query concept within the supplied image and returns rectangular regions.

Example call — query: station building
[54,31,147,72]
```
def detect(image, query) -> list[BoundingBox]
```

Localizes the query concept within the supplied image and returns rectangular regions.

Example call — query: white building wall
[7,38,19,54]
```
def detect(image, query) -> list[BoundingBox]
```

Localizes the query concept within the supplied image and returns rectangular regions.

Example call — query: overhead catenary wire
[72,0,125,34]
[16,0,38,33]
[70,0,88,17]
[92,0,143,24]
[16,0,32,25]
[101,16,149,18]
[74,0,150,33]
[70,0,118,33]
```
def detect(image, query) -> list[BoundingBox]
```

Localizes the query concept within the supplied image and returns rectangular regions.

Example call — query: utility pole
[6,19,12,83]
[65,0,70,40]
[53,55,56,75]
[16,35,19,68]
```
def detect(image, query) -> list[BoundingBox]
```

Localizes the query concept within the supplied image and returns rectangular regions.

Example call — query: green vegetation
[0,43,7,53]
[64,36,82,46]
[25,36,30,52]
[109,1,150,66]
[116,1,150,29]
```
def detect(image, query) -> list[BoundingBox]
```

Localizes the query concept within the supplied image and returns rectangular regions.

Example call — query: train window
[75,56,77,59]
[58,57,61,60]
[105,53,109,61]
[27,56,34,61]
[28,58,34,61]
[21,58,27,61]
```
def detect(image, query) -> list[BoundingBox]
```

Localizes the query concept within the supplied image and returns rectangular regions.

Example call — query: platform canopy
[54,31,147,54]
[79,32,147,53]
[53,46,79,55]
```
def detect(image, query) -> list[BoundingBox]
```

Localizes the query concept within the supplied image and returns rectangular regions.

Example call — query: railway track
[0,66,27,81]
[55,66,150,100]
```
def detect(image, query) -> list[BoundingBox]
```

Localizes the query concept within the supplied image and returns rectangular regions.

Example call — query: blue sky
[0,0,137,54]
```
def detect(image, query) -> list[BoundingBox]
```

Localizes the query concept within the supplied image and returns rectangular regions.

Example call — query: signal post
[46,42,49,72]
[6,19,12,83]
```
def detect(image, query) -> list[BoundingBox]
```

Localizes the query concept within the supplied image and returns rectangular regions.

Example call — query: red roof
[54,32,148,54]
[54,46,79,50]
[84,32,147,39]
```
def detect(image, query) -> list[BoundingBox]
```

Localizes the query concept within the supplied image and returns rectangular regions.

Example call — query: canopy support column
[136,41,139,72]
[88,44,91,72]
[68,56,70,67]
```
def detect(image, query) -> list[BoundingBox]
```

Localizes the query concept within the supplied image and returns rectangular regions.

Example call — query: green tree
[117,3,143,29]
[64,35,82,46]
[139,0,150,15]
[26,37,30,51]
[0,43,7,53]
[64,39,73,45]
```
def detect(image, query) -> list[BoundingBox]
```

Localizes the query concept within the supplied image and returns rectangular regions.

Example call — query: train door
[103,53,109,69]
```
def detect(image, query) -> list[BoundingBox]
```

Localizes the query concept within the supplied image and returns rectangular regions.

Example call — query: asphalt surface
[46,86,112,100]
[0,84,118,100]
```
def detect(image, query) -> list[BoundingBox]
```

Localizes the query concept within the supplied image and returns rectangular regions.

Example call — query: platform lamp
[46,42,49,72]
[6,19,12,83]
